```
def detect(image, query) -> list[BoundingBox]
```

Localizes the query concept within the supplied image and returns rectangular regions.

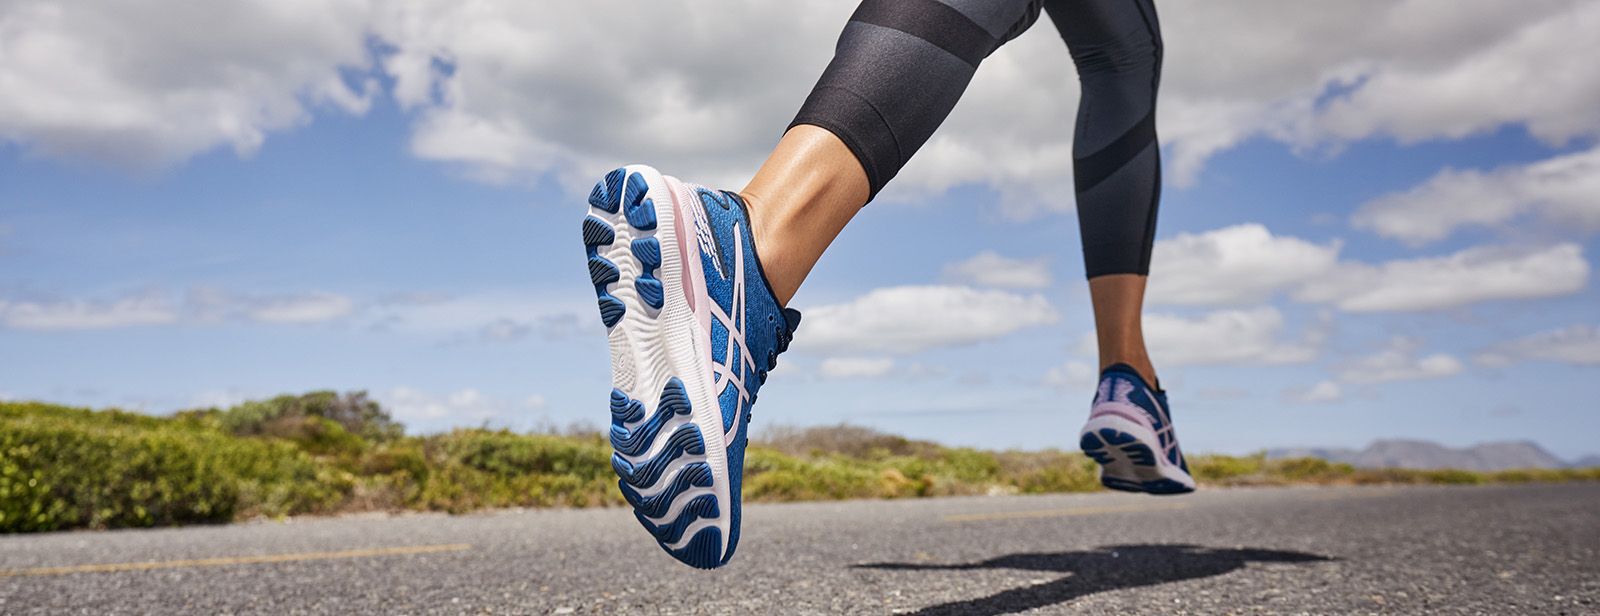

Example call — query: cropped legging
[790,0,1164,278]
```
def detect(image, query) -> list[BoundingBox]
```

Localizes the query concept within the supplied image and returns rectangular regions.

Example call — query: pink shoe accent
[667,177,698,314]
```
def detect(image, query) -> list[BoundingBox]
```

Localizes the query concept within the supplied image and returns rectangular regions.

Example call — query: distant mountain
[1267,439,1568,471]
[1572,455,1600,469]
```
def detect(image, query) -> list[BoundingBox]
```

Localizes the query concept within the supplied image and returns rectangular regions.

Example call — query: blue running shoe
[1078,364,1196,495]
[580,164,800,569]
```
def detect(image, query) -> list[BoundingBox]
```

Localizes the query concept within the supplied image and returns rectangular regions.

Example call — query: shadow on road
[854,544,1333,616]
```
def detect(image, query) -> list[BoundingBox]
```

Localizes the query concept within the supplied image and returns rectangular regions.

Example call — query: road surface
[2,483,1597,614]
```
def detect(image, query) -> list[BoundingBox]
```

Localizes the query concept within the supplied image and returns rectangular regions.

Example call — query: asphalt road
[2,483,1597,615]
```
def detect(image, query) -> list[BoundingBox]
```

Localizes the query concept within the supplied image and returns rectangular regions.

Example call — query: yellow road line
[1,543,472,578]
[945,502,1189,523]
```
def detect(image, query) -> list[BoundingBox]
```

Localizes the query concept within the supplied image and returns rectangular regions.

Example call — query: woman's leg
[739,125,868,307]
[1044,0,1164,385]
[587,0,1058,568]
[1046,0,1191,495]
[741,0,1048,306]
[1088,274,1156,385]
[741,0,1165,382]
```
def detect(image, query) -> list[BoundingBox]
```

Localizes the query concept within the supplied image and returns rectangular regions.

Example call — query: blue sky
[2,0,1597,459]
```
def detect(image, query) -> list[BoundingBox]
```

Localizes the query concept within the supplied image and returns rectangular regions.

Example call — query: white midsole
[1080,414,1196,488]
[600,165,732,559]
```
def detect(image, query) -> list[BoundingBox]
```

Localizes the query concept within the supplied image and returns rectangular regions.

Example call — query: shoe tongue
[773,308,802,356]
[1102,363,1158,391]
[781,307,802,335]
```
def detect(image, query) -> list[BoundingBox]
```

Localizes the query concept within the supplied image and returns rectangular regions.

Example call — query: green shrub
[430,429,613,479]
[1420,468,1486,485]
[0,403,350,532]
[936,448,1004,484]
[996,451,1100,493]
[744,457,880,501]
[1190,453,1267,483]
[7,403,1600,535]
[1270,457,1355,482]
[756,424,944,460]
[218,391,402,444]
[360,442,431,480]
[408,429,620,512]
[1,415,234,531]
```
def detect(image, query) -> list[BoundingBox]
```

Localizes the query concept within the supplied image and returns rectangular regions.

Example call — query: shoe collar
[1100,362,1162,394]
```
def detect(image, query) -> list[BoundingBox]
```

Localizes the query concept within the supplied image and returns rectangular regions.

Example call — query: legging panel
[790,0,1164,278]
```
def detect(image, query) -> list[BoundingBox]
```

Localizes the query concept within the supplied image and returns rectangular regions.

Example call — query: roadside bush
[7,402,1600,534]
[1,414,234,531]
[430,429,613,479]
[409,429,621,512]
[1270,457,1356,482]
[1190,454,1268,484]
[743,448,882,501]
[995,451,1100,493]
[0,403,350,532]
[219,391,402,444]
[755,424,943,459]
[3,400,194,432]
[1419,469,1485,485]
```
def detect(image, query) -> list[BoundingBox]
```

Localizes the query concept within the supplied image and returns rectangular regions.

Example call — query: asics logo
[709,223,755,441]
[1098,376,1180,461]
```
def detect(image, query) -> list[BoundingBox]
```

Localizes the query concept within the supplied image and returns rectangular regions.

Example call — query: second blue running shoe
[580,164,800,569]
[1078,363,1196,495]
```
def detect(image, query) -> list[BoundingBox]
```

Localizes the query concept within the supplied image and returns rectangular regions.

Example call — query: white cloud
[817,357,896,380]
[460,314,586,344]
[191,289,356,325]
[796,285,1059,355]
[1148,224,1592,312]
[942,251,1052,290]
[1148,224,1342,306]
[6,0,1597,211]
[1288,380,1343,404]
[1043,360,1097,390]
[1354,146,1600,244]
[966,0,1600,214]
[363,293,593,338]
[0,291,178,330]
[478,319,531,342]
[1338,337,1464,384]
[1305,0,1600,150]
[370,0,851,190]
[0,0,377,168]
[1294,243,1589,312]
[1079,306,1323,367]
[379,386,533,432]
[245,293,355,324]
[1476,324,1600,366]
[0,288,356,330]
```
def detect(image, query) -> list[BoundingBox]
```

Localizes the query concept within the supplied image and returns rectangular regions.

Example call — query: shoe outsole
[583,166,731,569]
[1079,418,1195,496]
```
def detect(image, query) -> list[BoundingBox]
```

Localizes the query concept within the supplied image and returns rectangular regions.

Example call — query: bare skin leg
[1089,273,1159,387]
[738,125,1158,389]
[738,125,870,307]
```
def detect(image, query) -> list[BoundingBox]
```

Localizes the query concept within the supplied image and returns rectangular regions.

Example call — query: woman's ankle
[1100,355,1160,389]
[737,128,869,307]
[738,190,805,307]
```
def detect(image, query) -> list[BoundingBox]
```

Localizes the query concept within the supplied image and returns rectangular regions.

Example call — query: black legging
[790,0,1163,278]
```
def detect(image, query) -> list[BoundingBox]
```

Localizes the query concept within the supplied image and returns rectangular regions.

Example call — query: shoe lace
[757,308,802,386]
